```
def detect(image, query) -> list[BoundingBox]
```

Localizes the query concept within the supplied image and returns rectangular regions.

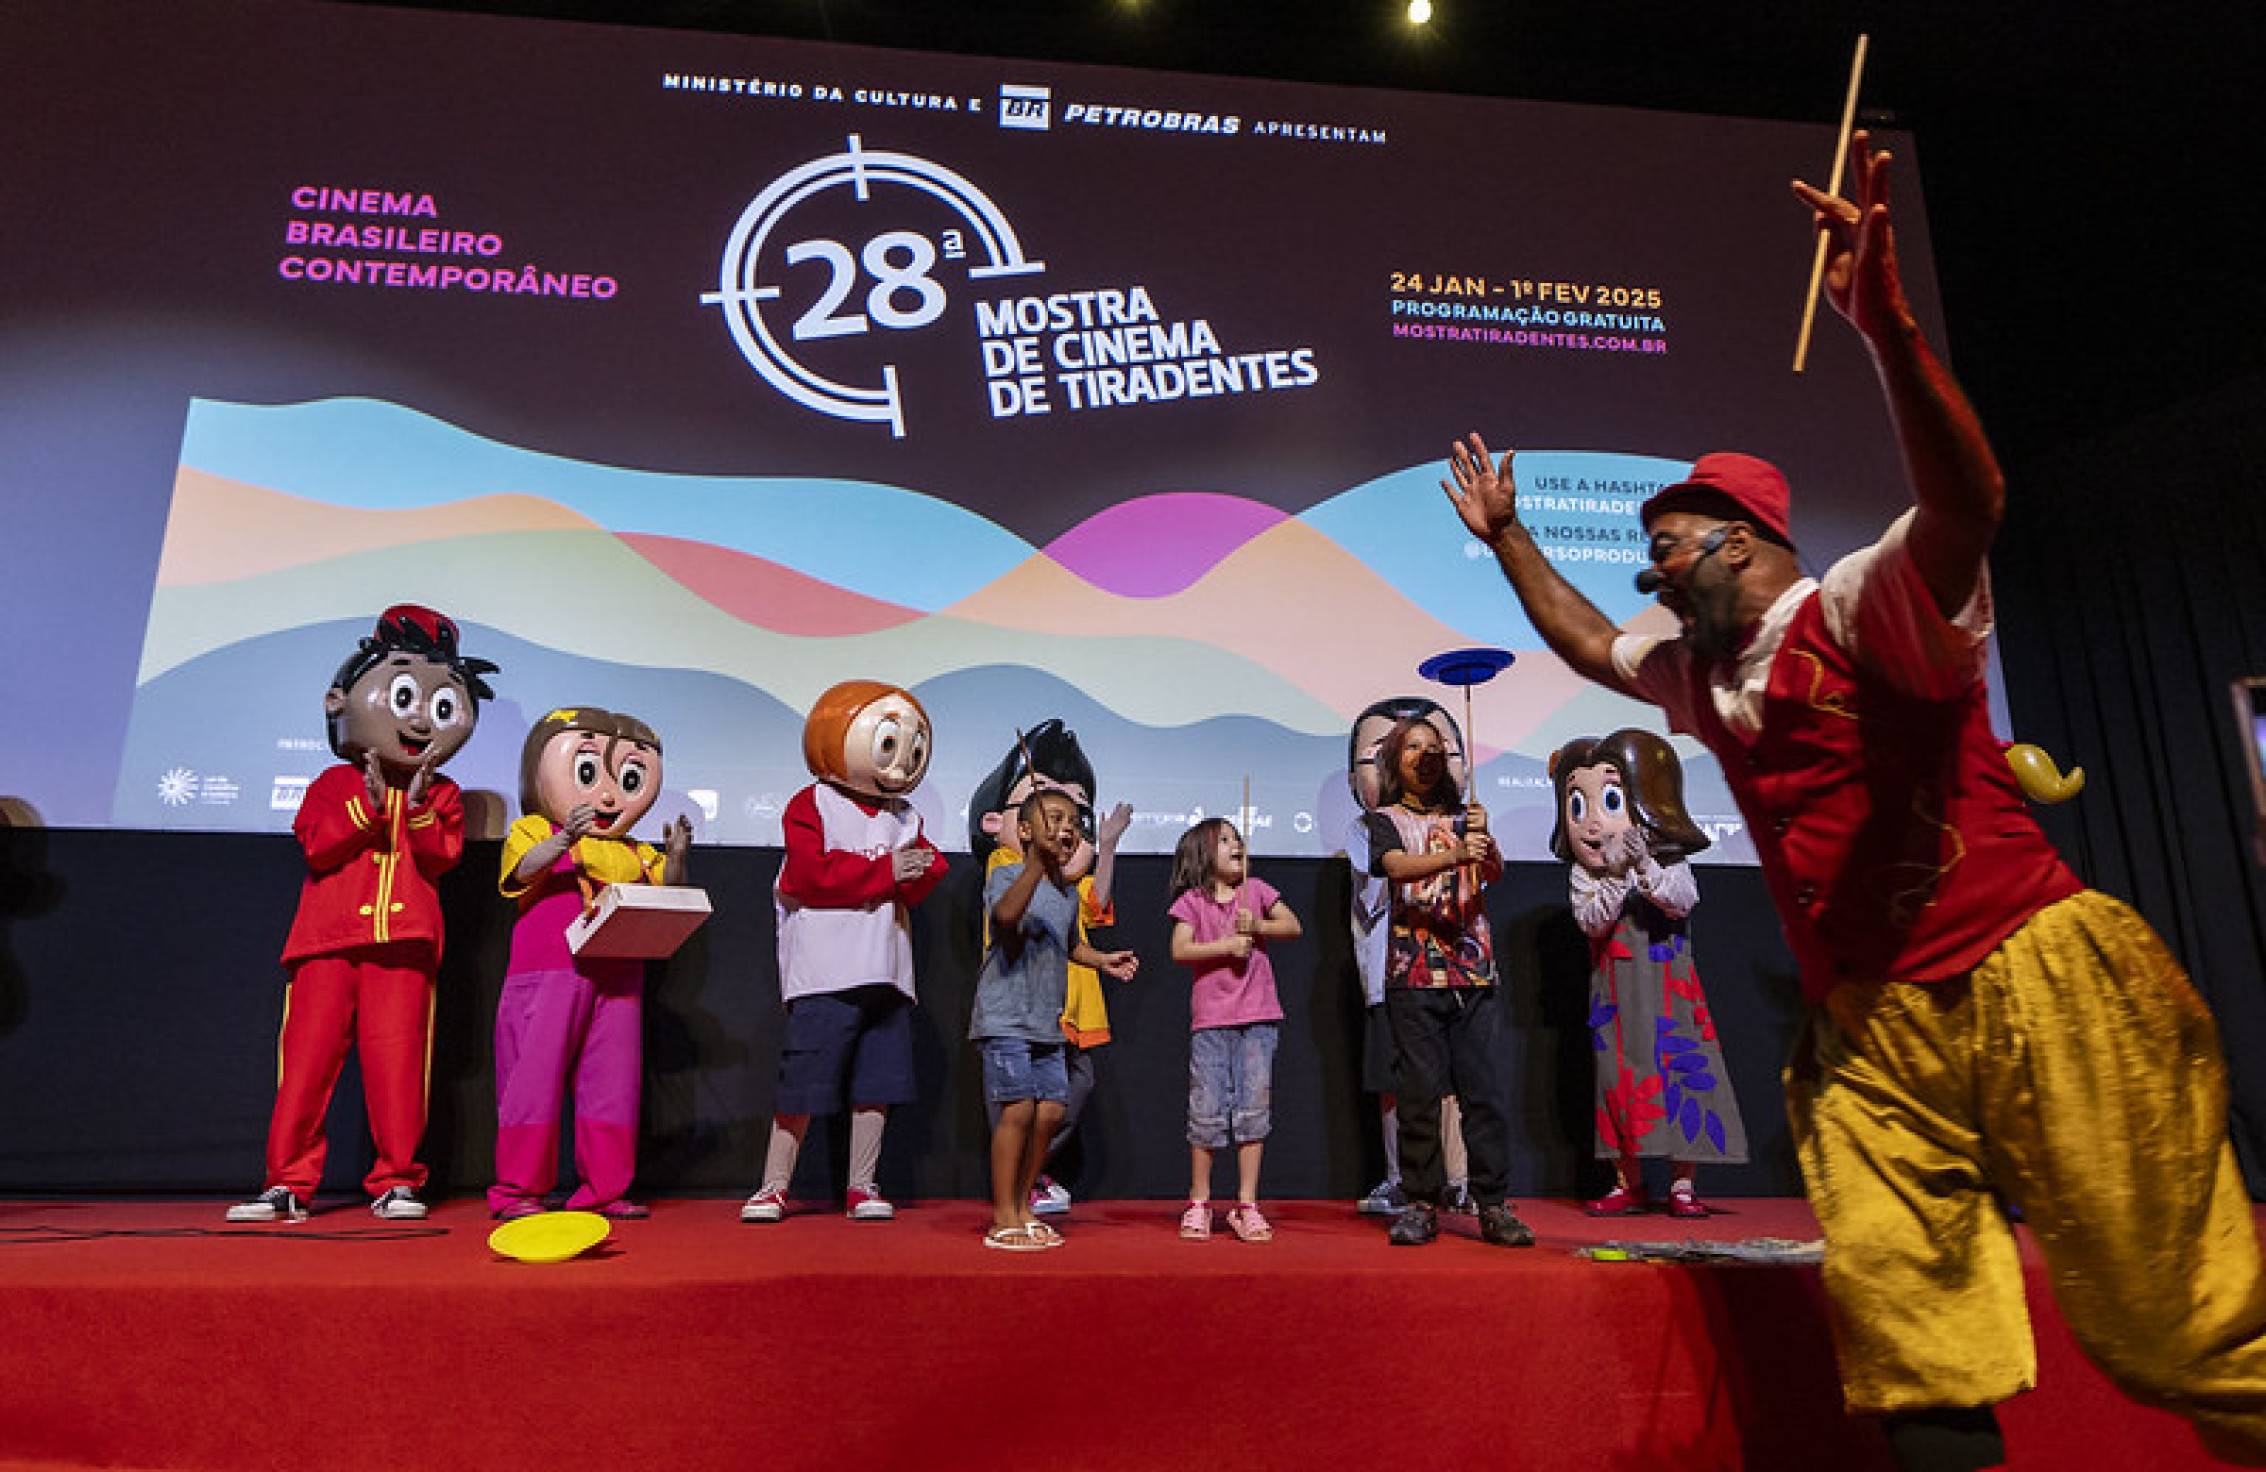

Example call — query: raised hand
[562,802,598,842]
[660,814,692,883]
[1441,432,1523,543]
[404,753,439,809]
[1792,130,1911,345]
[1096,801,1133,854]
[361,751,390,811]
[1610,826,1649,870]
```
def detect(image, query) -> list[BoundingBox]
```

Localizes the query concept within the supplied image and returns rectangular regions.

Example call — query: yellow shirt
[985,846,1115,1047]
[499,814,664,901]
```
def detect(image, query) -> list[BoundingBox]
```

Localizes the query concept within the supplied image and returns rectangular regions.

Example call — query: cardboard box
[566,884,711,959]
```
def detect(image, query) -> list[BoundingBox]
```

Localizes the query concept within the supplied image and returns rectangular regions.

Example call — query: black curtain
[1992,370,2266,1190]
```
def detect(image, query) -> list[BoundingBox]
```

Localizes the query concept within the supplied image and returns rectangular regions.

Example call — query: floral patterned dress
[1572,857,1747,1163]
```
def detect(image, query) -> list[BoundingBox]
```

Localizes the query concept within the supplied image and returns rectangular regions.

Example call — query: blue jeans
[1188,1022,1278,1147]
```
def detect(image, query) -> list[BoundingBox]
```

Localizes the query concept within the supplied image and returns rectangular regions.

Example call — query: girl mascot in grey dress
[1550,728,1746,1217]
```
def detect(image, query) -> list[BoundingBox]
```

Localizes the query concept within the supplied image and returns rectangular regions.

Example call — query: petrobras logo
[271,776,311,812]
[998,84,1050,131]
[687,788,721,823]
[1059,101,1241,136]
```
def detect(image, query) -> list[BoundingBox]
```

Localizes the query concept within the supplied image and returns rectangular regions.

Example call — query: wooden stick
[1792,33,1871,374]
[1238,773,1252,885]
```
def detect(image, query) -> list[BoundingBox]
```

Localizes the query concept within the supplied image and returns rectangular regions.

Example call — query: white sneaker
[740,1184,787,1223]
[1029,1177,1072,1217]
[369,1187,427,1220]
[225,1187,307,1223]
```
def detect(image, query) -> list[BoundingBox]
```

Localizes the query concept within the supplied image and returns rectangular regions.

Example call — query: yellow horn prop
[2006,743,2086,804]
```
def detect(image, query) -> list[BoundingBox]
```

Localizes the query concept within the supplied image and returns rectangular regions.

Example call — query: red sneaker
[1666,1185,1710,1219]
[1584,1185,1646,1217]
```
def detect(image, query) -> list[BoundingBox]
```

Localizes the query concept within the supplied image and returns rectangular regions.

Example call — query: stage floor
[0,1196,2243,1470]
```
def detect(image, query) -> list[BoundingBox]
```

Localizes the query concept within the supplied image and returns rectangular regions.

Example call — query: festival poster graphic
[2,3,1947,858]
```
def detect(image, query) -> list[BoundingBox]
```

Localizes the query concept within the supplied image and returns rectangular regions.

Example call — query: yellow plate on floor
[487,1210,611,1263]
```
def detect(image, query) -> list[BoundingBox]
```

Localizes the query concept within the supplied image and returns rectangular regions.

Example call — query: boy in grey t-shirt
[972,790,1137,1250]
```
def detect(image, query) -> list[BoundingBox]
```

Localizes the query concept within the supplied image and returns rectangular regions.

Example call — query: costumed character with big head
[966,718,1132,1217]
[489,707,690,1220]
[226,605,497,1223]
[741,681,946,1224]
[1549,728,1745,1218]
[1341,697,1477,1217]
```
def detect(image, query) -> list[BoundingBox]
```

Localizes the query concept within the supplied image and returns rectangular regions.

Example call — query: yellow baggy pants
[1787,891,2266,1457]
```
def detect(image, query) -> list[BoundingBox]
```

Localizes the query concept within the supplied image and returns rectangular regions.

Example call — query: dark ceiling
[335,0,2260,467]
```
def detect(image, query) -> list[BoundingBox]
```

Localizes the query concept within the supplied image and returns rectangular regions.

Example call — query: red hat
[1639,453,1794,546]
[375,603,462,654]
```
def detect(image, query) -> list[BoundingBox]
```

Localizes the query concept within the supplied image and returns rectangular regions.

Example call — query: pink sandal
[1178,1201,1212,1240]
[1226,1202,1273,1243]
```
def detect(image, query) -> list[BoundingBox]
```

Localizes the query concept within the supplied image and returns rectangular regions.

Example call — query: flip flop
[982,1225,1050,1252]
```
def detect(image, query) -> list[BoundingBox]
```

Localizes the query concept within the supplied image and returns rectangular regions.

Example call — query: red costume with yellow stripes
[261,763,465,1201]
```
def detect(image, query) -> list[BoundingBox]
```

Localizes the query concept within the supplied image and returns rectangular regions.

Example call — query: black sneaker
[369,1186,427,1220]
[1387,1202,1438,1246]
[225,1187,307,1223]
[1442,1179,1477,1215]
[1478,1202,1536,1248]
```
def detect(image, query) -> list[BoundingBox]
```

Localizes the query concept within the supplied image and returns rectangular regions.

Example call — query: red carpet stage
[0,1197,2243,1471]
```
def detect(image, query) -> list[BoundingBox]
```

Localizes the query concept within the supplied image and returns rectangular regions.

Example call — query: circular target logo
[702,134,1046,438]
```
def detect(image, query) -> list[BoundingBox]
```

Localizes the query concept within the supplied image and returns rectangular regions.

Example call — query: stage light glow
[1407,0,1434,24]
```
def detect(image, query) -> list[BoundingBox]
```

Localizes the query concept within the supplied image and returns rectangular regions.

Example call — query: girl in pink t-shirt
[1166,818,1302,1242]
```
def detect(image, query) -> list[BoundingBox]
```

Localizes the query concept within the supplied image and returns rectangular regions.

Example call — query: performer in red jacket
[1444,135,2266,1468]
[227,605,497,1223]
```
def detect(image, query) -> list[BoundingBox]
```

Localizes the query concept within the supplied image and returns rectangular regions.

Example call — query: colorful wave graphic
[126,396,1736,854]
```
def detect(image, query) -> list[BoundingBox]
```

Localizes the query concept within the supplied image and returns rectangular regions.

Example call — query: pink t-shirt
[1168,878,1286,1031]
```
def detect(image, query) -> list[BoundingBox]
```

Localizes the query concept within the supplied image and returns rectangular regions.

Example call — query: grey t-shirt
[969,861,1078,1043]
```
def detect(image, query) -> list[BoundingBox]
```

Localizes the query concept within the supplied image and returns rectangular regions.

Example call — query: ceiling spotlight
[1407,0,1434,23]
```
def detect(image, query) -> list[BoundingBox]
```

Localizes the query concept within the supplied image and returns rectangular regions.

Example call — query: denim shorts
[979,1036,1070,1105]
[1188,1021,1278,1148]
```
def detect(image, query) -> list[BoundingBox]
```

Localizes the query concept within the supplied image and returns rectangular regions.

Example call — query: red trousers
[262,946,435,1200]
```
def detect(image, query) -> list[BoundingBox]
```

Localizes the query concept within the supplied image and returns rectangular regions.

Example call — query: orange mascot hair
[801,680,928,784]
